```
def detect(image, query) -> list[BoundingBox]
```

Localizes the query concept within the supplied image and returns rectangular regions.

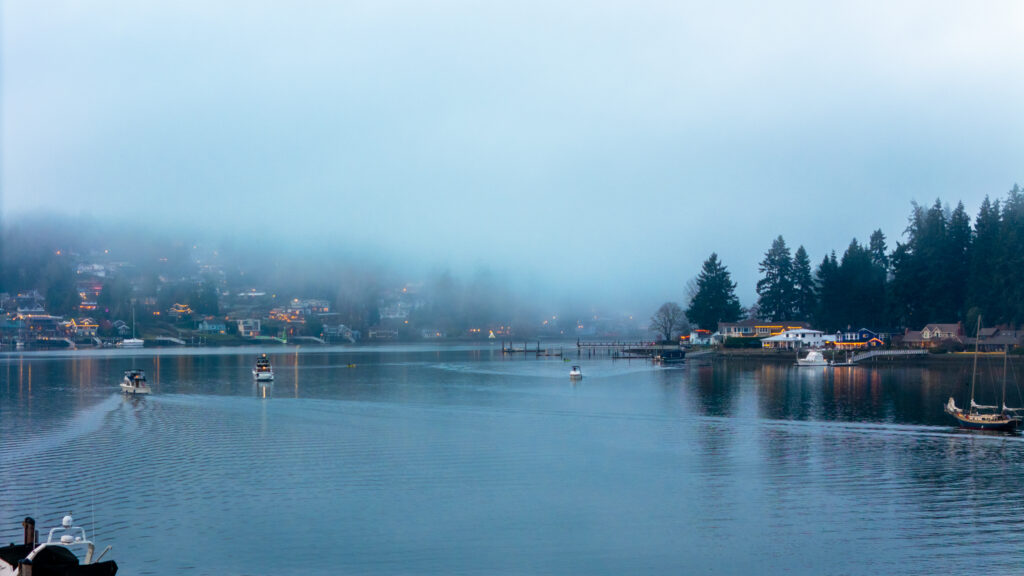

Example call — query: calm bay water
[2,345,1023,575]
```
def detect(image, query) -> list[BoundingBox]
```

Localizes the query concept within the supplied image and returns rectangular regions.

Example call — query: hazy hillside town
[0,218,645,349]
[4,186,1024,351]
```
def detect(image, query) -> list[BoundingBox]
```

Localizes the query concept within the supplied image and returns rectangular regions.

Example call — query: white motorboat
[120,369,151,394]
[569,365,583,379]
[796,350,829,366]
[0,514,117,575]
[253,353,274,382]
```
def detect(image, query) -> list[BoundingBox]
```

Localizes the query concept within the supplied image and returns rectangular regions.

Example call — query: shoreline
[709,347,1021,365]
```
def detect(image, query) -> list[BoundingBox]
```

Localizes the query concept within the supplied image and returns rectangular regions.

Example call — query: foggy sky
[3,1,1023,310]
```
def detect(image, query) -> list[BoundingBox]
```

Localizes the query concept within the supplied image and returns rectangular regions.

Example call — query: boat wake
[0,394,124,465]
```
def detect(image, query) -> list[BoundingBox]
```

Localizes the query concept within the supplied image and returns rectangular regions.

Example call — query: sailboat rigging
[944,317,1020,431]
[119,303,144,348]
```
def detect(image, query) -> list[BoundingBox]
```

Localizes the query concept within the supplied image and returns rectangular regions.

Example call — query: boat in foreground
[569,365,583,379]
[796,350,829,366]
[944,398,1018,431]
[253,353,274,382]
[120,369,151,394]
[944,317,1021,432]
[0,515,117,576]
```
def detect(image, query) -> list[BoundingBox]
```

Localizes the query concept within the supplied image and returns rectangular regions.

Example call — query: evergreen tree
[1000,185,1024,325]
[888,242,915,328]
[868,229,888,271]
[946,202,972,322]
[814,252,840,330]
[685,253,743,330]
[792,246,816,321]
[890,200,959,327]
[969,196,1003,322]
[755,236,795,321]
[835,239,886,329]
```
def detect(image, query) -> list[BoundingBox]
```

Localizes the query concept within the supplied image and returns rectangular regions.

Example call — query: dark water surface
[2,346,1023,575]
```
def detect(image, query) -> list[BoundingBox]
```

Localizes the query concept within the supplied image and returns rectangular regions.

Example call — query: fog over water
[3,1,1024,308]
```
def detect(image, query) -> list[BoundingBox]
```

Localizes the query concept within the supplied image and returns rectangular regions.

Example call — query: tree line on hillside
[674,185,1024,336]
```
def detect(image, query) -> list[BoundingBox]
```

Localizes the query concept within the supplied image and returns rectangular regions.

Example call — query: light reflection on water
[1,346,1023,575]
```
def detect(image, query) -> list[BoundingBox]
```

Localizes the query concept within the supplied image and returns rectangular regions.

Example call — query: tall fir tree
[835,239,886,329]
[792,246,816,321]
[686,253,744,330]
[968,196,1002,323]
[1000,185,1024,325]
[946,202,972,322]
[868,229,888,271]
[814,252,840,330]
[755,236,795,321]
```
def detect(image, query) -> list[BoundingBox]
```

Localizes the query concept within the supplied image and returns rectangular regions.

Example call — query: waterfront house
[833,328,885,349]
[966,327,1024,352]
[196,318,227,334]
[113,320,131,337]
[901,323,963,348]
[760,328,833,349]
[65,318,99,338]
[237,318,261,338]
[15,291,45,314]
[169,303,193,320]
[368,328,398,340]
[323,323,357,343]
[688,329,713,346]
[717,319,811,339]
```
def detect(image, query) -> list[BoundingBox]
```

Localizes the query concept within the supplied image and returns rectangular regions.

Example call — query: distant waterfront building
[113,320,131,337]
[966,327,1024,352]
[65,318,99,338]
[323,323,357,343]
[15,291,45,314]
[717,319,811,339]
[901,323,963,348]
[169,303,193,319]
[368,328,398,340]
[196,318,227,334]
[237,318,261,338]
[833,328,885,349]
[687,329,713,346]
[421,329,446,340]
[760,328,832,349]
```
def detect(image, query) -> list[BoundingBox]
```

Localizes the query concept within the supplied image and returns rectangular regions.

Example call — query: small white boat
[569,365,583,379]
[117,305,144,348]
[253,354,274,382]
[796,350,829,367]
[0,514,118,575]
[120,369,151,394]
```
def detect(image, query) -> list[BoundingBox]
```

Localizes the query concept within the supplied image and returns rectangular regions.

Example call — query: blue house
[833,328,885,349]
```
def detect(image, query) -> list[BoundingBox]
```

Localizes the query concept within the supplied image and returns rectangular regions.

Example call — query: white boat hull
[253,371,274,382]
[120,382,151,394]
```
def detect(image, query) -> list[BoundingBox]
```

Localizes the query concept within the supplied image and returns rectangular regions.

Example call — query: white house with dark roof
[760,328,833,349]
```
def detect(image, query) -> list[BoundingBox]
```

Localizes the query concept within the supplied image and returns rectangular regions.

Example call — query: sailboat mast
[969,316,981,413]
[1002,344,1009,411]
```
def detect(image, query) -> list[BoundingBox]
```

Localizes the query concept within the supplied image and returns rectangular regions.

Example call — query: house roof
[922,323,962,334]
